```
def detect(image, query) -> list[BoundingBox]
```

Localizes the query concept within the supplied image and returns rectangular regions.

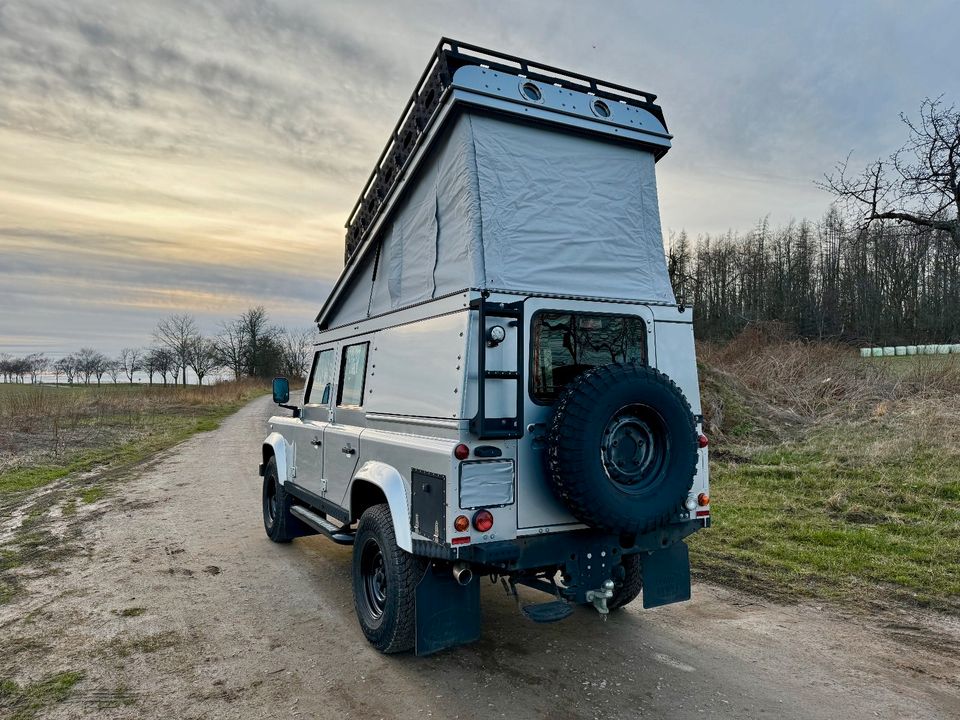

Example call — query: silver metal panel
[459,460,515,509]
[652,320,702,415]
[364,311,469,420]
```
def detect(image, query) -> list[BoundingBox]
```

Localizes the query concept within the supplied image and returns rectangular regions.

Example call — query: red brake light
[472,509,494,532]
[454,443,470,460]
[698,434,709,449]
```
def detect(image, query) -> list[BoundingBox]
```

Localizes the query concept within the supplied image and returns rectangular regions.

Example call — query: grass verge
[692,330,960,613]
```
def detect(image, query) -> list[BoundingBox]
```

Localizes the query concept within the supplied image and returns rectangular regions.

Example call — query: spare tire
[546,362,698,535]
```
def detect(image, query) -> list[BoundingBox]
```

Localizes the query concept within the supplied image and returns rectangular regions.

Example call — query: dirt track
[2,396,959,719]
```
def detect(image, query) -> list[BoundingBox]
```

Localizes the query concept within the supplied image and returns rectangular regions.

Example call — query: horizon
[2,0,957,357]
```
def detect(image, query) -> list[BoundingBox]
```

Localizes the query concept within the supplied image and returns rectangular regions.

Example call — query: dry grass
[0,379,267,495]
[692,327,960,612]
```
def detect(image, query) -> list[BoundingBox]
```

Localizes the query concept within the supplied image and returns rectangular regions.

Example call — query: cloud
[0,0,957,356]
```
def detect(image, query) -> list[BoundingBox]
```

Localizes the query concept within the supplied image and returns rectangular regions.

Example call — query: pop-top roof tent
[316,38,676,330]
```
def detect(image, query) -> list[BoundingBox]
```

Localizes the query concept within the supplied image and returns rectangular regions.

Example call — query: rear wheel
[352,504,422,653]
[608,554,643,611]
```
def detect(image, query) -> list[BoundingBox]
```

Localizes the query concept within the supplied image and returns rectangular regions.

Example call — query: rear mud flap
[415,563,481,656]
[642,541,691,609]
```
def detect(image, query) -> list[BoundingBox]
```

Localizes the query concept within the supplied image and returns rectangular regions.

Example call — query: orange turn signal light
[454,515,470,532]
[697,493,710,506]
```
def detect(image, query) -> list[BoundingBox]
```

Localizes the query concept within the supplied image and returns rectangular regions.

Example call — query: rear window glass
[531,312,646,403]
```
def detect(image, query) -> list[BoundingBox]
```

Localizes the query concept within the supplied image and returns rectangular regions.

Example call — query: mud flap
[641,541,691,609]
[414,563,481,656]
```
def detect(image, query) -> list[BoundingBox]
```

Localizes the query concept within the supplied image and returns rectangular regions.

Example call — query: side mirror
[272,377,290,405]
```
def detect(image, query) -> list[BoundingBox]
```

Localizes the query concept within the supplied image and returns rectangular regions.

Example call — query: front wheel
[261,456,305,543]
[352,504,423,653]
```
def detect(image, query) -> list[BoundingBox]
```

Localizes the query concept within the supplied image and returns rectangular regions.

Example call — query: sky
[1,0,956,357]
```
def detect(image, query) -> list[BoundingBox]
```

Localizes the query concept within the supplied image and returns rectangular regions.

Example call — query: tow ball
[585,579,615,618]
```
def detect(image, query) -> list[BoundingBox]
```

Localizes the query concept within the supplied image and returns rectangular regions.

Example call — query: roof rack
[342,37,667,263]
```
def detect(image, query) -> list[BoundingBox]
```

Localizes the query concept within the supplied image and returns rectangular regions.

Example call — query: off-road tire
[261,456,306,543]
[608,553,643,611]
[352,504,422,654]
[546,362,698,535]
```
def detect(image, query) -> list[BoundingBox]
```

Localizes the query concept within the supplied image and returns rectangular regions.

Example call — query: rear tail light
[698,434,709,449]
[698,493,710,506]
[454,443,470,460]
[472,509,494,532]
[454,515,470,532]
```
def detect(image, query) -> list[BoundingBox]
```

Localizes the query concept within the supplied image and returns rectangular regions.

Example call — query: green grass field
[690,339,960,613]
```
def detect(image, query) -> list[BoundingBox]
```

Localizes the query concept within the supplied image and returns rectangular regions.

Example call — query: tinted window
[304,349,335,404]
[531,312,646,403]
[338,343,369,407]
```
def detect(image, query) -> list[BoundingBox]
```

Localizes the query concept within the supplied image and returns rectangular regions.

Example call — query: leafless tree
[106,360,121,384]
[821,97,960,248]
[55,355,77,385]
[186,336,219,385]
[118,347,142,383]
[213,319,248,380]
[154,314,199,385]
[26,353,48,383]
[281,328,314,379]
[147,347,175,386]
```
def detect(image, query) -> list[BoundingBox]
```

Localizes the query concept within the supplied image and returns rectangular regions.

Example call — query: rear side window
[304,349,335,405]
[531,312,646,403]
[338,342,369,407]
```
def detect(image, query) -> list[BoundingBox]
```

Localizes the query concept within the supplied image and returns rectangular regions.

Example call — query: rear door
[517,298,655,532]
[324,341,370,506]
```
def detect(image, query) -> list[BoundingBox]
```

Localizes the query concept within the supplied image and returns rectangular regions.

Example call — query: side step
[521,600,574,624]
[290,505,355,545]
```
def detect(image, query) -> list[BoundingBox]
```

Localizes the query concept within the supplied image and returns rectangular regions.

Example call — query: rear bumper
[412,518,703,570]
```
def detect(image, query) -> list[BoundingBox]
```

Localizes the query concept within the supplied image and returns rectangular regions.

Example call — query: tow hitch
[585,579,615,618]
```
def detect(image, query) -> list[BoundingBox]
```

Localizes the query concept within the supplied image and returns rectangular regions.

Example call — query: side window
[337,342,369,407]
[304,349,335,405]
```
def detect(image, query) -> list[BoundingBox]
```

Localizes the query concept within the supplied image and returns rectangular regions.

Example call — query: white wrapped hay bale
[860,348,871,358]
[895,346,906,356]
[871,348,883,357]
[882,347,895,356]
[906,346,917,355]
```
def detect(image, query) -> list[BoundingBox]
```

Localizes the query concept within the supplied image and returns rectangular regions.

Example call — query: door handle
[310,438,322,447]
[341,445,356,456]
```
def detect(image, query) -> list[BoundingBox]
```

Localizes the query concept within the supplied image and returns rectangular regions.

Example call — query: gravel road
[3,396,959,719]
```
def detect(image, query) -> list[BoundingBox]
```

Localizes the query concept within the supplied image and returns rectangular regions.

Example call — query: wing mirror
[272,377,290,404]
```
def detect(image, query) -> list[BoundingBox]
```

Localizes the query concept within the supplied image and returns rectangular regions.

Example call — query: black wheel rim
[263,477,278,529]
[359,537,387,620]
[600,404,668,494]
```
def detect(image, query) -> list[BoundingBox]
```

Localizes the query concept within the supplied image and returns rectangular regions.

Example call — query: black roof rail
[342,38,667,263]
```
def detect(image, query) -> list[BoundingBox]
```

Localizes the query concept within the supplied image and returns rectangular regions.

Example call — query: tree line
[0,306,313,385]
[668,209,960,344]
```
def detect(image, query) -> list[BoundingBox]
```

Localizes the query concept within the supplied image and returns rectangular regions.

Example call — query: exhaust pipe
[452,562,473,586]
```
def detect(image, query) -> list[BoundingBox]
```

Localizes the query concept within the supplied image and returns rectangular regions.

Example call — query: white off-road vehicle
[260,39,710,655]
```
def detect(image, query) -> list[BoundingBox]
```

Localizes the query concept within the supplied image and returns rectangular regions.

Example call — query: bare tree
[213,319,248,380]
[55,355,77,385]
[821,98,960,248]
[186,336,219,385]
[150,347,175,386]
[26,353,48,383]
[106,360,121,384]
[75,347,101,384]
[281,328,314,379]
[154,314,199,385]
[118,347,142,383]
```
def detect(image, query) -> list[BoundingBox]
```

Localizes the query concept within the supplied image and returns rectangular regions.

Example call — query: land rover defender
[259,39,710,656]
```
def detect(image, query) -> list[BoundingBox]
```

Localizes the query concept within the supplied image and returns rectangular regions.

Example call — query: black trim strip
[285,482,350,524]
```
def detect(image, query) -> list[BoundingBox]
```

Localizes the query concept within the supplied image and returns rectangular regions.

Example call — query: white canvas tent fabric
[325,112,675,328]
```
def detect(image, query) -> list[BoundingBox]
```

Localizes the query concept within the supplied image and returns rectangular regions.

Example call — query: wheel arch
[350,461,412,552]
[262,432,292,485]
